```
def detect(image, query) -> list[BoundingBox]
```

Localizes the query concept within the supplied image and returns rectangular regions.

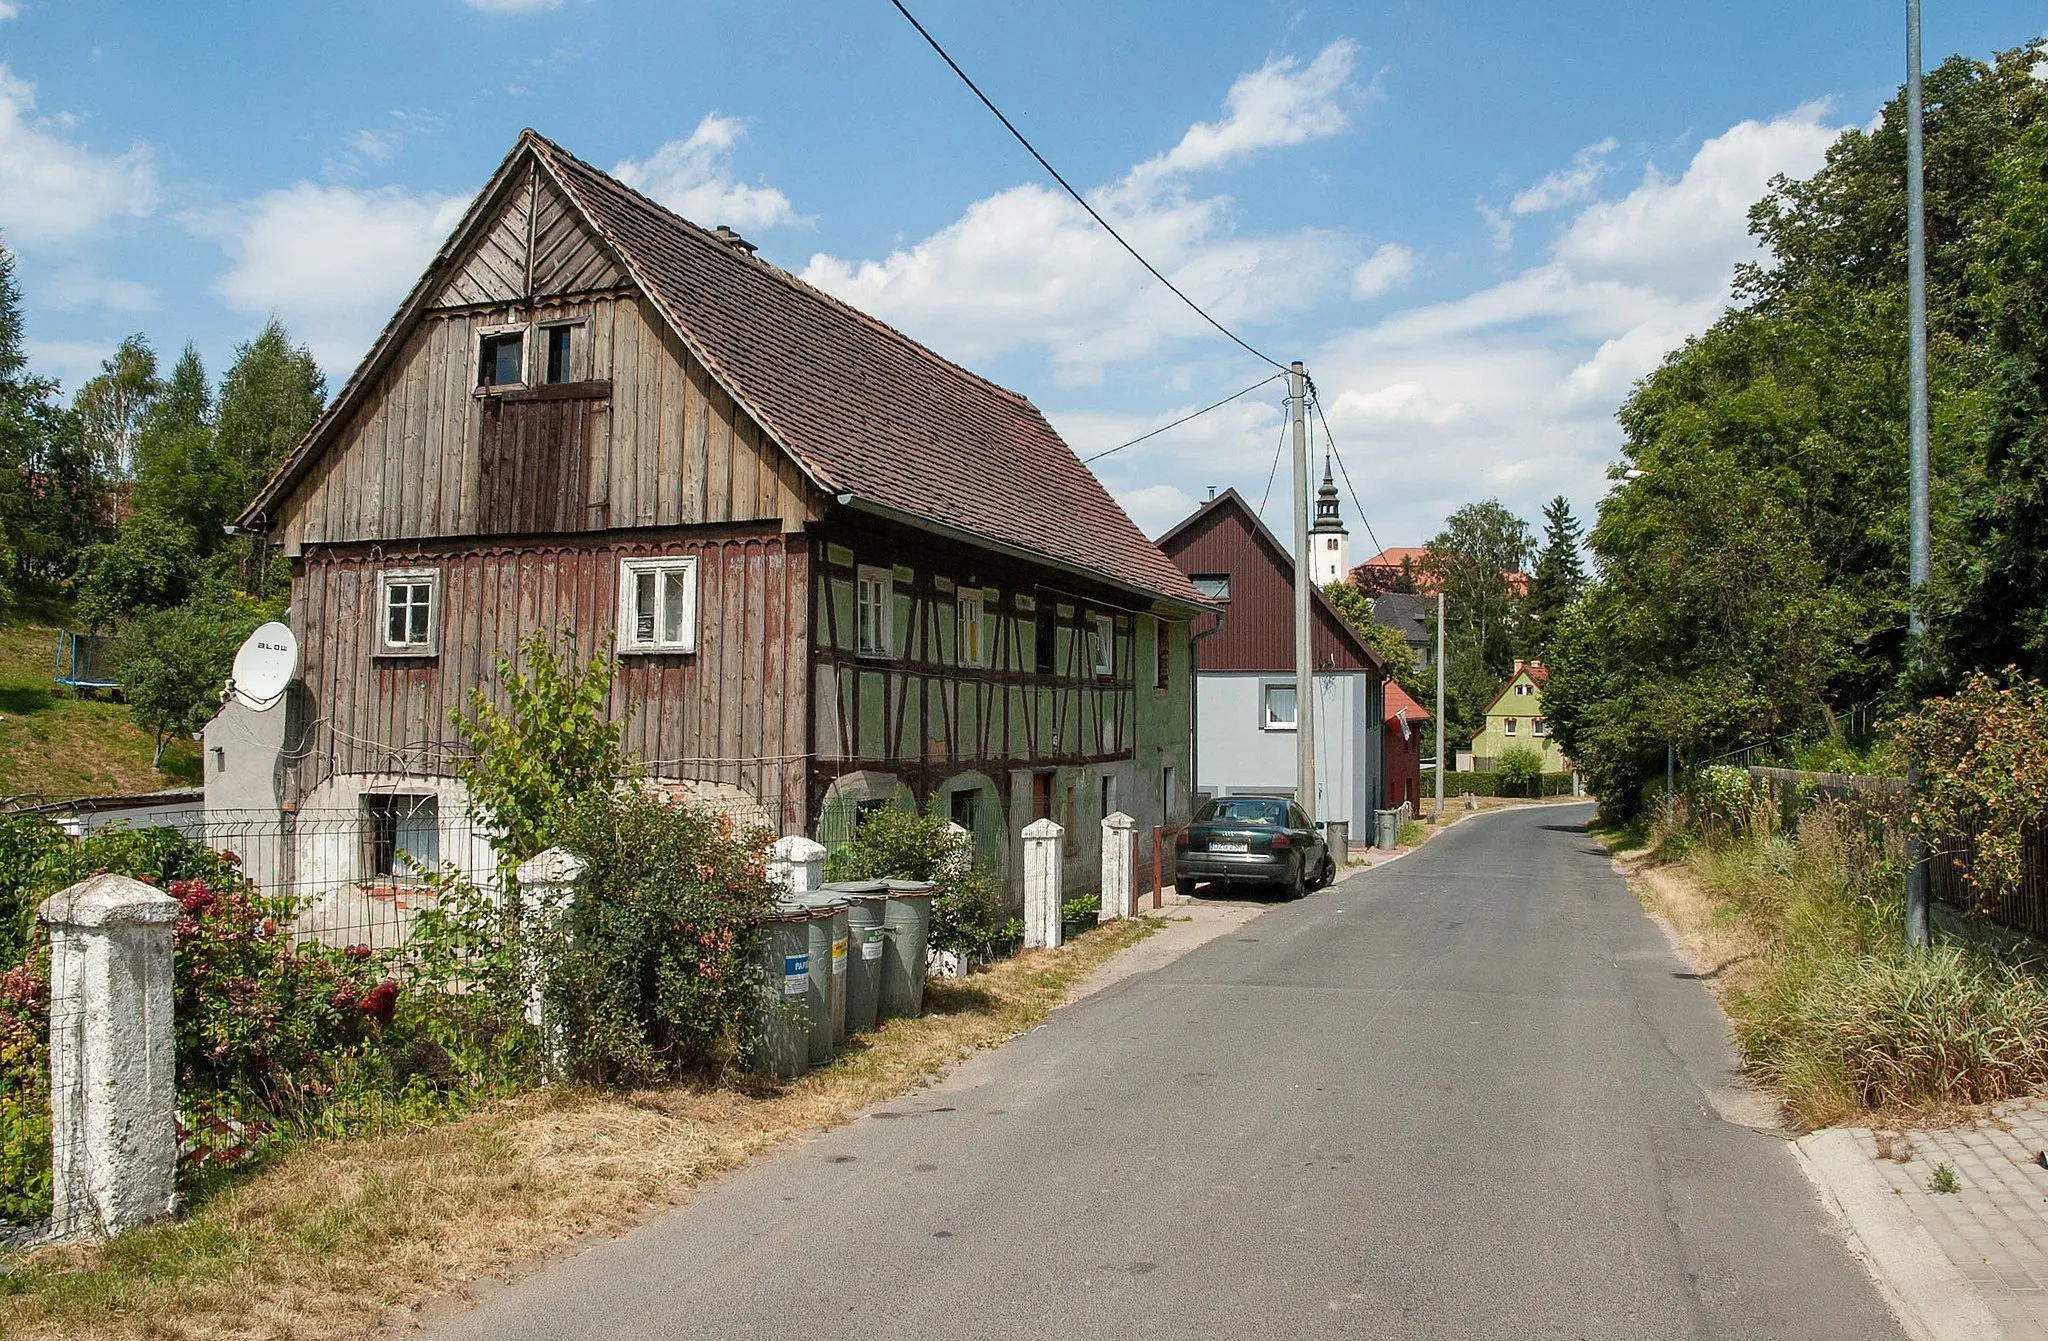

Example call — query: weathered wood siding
[288,528,810,828]
[276,159,814,550]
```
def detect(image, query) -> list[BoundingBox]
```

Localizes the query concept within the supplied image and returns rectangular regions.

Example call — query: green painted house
[1460,661,1568,772]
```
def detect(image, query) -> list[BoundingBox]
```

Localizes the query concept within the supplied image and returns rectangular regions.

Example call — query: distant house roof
[1350,548,1529,599]
[1384,681,1430,727]
[242,130,1203,610]
[1371,592,1433,648]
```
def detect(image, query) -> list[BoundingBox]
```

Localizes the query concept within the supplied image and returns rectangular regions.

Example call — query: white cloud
[0,64,156,247]
[801,42,1363,384]
[614,114,799,233]
[1121,40,1358,195]
[0,3,20,21]
[194,182,471,371]
[1350,242,1416,299]
[1509,136,1618,215]
[465,0,562,11]
[25,338,114,389]
[1477,202,1513,254]
[42,268,152,311]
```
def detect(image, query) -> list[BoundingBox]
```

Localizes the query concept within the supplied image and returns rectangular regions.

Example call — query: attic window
[1191,574,1230,601]
[478,331,524,388]
[542,323,579,384]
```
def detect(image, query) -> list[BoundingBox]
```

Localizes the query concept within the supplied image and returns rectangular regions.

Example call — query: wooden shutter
[477,379,609,534]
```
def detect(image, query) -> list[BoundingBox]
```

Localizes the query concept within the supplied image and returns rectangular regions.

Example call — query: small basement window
[363,794,439,880]
[856,566,895,657]
[378,569,439,657]
[1262,683,1297,731]
[542,323,579,384]
[478,331,524,388]
[619,556,698,653]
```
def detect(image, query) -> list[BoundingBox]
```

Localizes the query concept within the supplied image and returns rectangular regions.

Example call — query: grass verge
[1611,806,2048,1129]
[0,610,198,797]
[0,917,1159,1340]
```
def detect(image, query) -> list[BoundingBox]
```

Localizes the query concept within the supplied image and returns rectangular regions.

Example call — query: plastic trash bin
[823,881,889,1034]
[794,895,845,1064]
[1374,809,1401,850]
[879,879,936,1019]
[794,891,850,1050]
[752,900,814,1079]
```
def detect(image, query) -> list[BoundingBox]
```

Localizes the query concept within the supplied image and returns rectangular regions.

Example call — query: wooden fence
[1746,766,2048,938]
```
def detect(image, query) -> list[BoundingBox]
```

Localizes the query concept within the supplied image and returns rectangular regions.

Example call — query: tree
[1417,500,1531,742]
[73,335,160,480]
[452,631,631,863]
[132,345,243,547]
[215,319,324,499]
[73,511,201,629]
[115,586,260,767]
[0,238,104,602]
[1524,495,1586,657]
[1322,580,1428,705]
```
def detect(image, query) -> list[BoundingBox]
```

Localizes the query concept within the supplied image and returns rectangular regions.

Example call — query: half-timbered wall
[287,527,809,831]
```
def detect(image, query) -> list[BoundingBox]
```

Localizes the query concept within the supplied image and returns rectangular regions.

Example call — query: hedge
[1438,770,1577,799]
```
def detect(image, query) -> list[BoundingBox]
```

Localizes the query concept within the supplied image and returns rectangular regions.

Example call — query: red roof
[1349,547,1529,599]
[245,132,1203,609]
[1384,681,1430,725]
[1359,546,1429,570]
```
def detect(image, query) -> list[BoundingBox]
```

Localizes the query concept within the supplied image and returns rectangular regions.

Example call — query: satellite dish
[231,622,298,710]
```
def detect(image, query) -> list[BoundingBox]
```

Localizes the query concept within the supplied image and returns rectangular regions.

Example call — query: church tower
[1309,456,1348,586]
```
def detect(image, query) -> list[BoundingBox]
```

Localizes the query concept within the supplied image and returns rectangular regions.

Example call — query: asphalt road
[427,802,1902,1340]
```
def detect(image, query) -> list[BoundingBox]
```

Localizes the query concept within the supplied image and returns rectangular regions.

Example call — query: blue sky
[2,1,2041,552]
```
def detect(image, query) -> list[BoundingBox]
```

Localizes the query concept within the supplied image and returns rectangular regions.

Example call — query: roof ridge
[525,131,1043,415]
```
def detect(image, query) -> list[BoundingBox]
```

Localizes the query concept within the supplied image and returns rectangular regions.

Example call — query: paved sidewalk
[1799,1099,2048,1340]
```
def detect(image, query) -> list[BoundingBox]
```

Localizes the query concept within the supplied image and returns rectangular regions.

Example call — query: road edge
[1793,1127,2006,1341]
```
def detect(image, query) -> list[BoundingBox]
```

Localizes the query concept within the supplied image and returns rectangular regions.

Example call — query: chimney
[711,224,758,257]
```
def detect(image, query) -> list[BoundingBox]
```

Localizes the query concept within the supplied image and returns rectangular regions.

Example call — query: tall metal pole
[1290,362,1316,819]
[1434,592,1446,819]
[1904,0,1932,947]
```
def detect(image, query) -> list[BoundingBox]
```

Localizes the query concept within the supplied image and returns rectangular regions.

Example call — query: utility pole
[1904,0,1932,947]
[1434,592,1446,820]
[1291,362,1316,820]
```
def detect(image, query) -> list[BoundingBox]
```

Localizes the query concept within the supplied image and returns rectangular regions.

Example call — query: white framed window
[378,568,440,657]
[856,565,895,657]
[476,326,526,389]
[618,556,698,653]
[1092,614,1115,677]
[1504,717,1519,736]
[1515,682,1534,696]
[958,589,991,668]
[1533,717,1549,737]
[1261,682,1297,731]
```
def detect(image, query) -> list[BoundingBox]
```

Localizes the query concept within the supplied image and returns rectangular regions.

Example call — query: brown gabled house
[219,129,1208,899]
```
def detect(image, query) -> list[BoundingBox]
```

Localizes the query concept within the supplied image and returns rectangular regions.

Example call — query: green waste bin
[879,879,936,1019]
[796,896,845,1064]
[795,892,850,1051]
[752,901,814,1079]
[823,881,889,1034]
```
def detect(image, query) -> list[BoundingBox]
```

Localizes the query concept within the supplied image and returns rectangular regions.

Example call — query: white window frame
[618,556,699,654]
[957,589,990,668]
[1261,681,1298,732]
[1092,614,1115,677]
[377,568,440,657]
[1191,574,1231,601]
[1533,717,1549,738]
[476,323,528,391]
[856,565,895,658]
[1504,717,1519,736]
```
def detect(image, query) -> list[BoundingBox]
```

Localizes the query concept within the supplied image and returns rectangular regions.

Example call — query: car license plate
[1210,841,1249,853]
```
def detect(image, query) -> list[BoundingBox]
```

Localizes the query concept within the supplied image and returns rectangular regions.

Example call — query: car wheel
[1312,855,1334,889]
[1285,860,1307,900]
[1174,875,1196,898]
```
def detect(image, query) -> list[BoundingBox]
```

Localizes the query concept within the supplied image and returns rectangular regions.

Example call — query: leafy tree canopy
[1524,495,1586,658]
[74,511,201,629]
[1418,499,1530,742]
[215,319,324,498]
[74,334,160,480]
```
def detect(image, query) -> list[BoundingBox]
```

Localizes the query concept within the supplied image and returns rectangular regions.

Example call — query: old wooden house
[222,130,1209,898]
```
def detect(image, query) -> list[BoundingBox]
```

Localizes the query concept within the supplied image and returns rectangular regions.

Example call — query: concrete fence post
[766,835,828,894]
[1100,812,1137,920]
[515,847,587,1081]
[1023,818,1064,949]
[41,874,179,1241]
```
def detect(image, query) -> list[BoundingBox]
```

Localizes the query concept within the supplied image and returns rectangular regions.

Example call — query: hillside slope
[0,612,199,800]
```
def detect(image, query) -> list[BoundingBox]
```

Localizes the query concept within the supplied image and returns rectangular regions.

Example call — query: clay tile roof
[1384,681,1430,724]
[528,135,1204,607]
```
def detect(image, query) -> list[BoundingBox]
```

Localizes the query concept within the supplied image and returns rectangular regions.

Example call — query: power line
[1080,372,1286,465]
[1306,384,1386,561]
[885,0,1289,373]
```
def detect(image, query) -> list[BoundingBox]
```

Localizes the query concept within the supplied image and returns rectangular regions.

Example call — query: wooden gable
[271,146,818,552]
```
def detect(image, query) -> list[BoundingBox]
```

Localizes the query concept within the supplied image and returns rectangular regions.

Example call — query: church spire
[1313,454,1343,531]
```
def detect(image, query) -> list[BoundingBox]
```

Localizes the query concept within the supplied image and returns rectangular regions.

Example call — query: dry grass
[0,918,1158,1340]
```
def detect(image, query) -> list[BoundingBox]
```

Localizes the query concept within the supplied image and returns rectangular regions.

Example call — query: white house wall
[1194,671,1378,838]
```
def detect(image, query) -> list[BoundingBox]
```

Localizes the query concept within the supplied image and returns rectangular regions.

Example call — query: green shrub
[543,791,781,1084]
[823,802,1004,961]
[1396,820,1428,847]
[1496,747,1545,796]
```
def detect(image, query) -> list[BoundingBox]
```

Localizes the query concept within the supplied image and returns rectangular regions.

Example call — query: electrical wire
[885,0,1289,373]
[1080,372,1287,465]
[1306,384,1386,562]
